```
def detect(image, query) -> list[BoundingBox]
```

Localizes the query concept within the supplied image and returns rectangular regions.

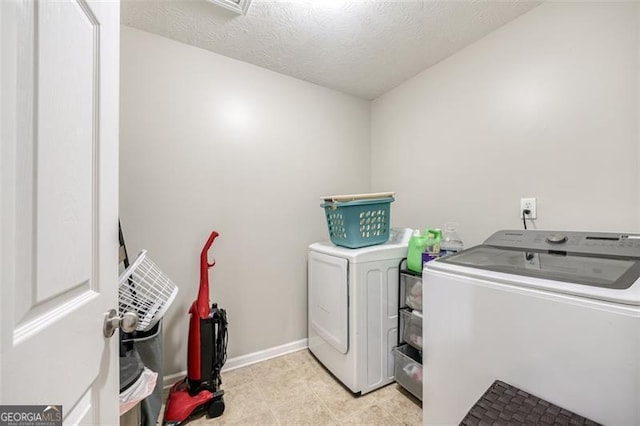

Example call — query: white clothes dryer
[422,230,640,426]
[308,228,412,394]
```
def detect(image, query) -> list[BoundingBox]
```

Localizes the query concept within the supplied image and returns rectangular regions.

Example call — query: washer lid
[438,245,640,290]
[429,229,640,305]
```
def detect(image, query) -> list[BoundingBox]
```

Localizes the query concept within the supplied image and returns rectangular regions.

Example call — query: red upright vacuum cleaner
[163,231,228,425]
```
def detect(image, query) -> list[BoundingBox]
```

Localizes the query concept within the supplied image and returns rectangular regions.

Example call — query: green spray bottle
[407,230,428,273]
[425,228,442,254]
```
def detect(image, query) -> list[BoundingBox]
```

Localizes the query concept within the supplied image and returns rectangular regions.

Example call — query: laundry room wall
[371,1,640,246]
[119,26,371,376]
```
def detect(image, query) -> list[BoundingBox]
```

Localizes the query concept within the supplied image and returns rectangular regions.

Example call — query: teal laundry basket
[321,196,394,248]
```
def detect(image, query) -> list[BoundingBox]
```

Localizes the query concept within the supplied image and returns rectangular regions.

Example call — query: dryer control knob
[546,234,568,244]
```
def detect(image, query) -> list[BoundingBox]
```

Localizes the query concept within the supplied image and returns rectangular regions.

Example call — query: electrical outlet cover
[520,197,537,219]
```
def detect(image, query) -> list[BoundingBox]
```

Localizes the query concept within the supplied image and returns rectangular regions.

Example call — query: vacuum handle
[196,231,219,319]
[201,231,219,268]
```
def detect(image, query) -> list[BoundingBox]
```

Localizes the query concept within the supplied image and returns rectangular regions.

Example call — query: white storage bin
[404,274,422,311]
[401,309,423,350]
[393,344,423,400]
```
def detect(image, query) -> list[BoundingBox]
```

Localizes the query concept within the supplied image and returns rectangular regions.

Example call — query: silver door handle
[103,309,138,337]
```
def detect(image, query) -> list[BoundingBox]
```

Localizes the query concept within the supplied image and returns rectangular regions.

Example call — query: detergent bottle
[407,230,428,273]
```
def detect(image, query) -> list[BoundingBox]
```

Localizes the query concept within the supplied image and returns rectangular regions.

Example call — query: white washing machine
[422,230,640,426]
[308,228,412,394]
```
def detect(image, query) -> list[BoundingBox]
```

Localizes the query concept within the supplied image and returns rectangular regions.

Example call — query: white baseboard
[163,338,308,389]
[222,338,309,372]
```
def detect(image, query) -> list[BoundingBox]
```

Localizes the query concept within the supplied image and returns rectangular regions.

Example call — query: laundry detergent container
[321,192,394,248]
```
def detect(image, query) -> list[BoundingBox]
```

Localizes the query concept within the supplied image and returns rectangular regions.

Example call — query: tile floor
[161,349,422,425]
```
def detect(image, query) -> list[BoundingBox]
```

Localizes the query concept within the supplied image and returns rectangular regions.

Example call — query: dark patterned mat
[460,380,601,426]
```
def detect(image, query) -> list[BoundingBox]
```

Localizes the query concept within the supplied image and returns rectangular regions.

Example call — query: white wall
[120,26,371,375]
[122,2,640,376]
[372,2,640,247]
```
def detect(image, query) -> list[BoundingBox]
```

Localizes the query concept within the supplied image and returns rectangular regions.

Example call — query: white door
[1,0,120,424]
[308,251,349,354]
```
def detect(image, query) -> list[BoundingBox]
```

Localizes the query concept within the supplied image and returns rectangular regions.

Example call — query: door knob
[103,308,138,337]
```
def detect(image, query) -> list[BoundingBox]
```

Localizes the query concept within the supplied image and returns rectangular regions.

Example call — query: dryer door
[309,251,349,354]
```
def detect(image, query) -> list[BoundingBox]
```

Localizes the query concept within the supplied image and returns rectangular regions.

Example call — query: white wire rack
[118,250,178,332]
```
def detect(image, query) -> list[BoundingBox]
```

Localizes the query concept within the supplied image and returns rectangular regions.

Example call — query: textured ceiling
[122,0,542,100]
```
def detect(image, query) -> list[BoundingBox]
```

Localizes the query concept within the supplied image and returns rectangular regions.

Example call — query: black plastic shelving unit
[394,258,423,401]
